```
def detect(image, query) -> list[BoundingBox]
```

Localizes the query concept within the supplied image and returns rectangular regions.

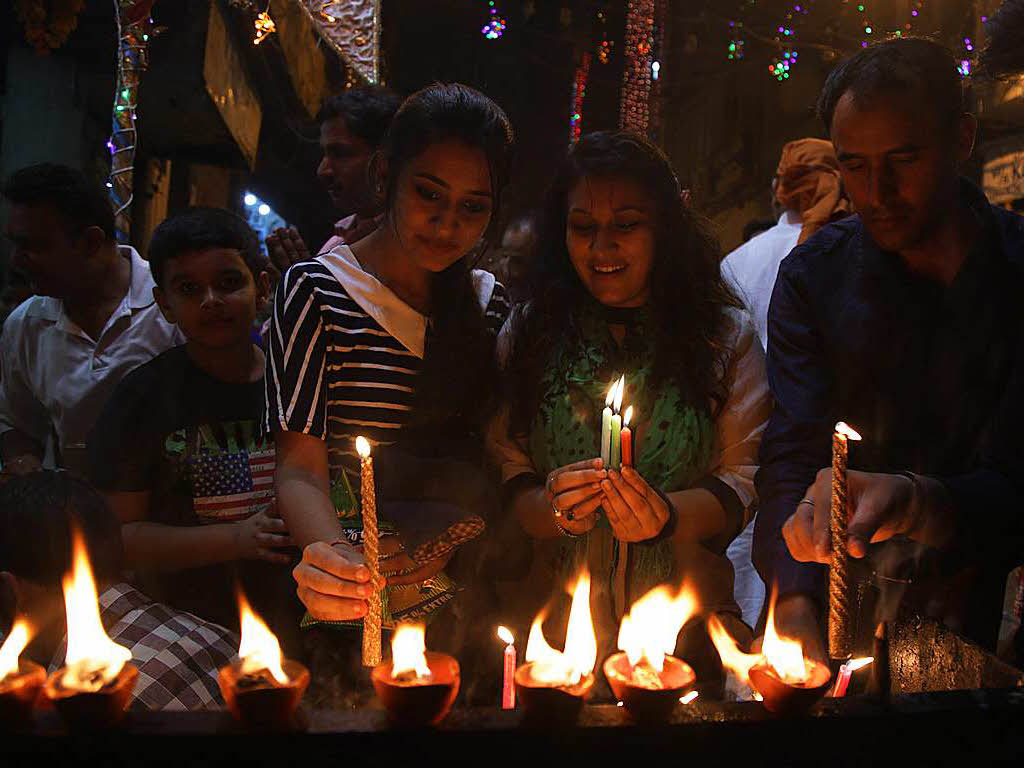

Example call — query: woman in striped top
[266,84,514,630]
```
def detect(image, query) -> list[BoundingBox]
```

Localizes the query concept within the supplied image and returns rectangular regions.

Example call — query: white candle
[601,380,615,466]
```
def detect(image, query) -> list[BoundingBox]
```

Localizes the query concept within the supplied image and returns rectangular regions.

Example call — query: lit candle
[497,626,516,709]
[830,656,873,698]
[600,380,615,466]
[828,421,862,661]
[620,406,634,467]
[609,377,624,470]
[356,436,382,667]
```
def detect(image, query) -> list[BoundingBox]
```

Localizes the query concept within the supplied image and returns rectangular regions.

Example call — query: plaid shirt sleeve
[100,584,240,711]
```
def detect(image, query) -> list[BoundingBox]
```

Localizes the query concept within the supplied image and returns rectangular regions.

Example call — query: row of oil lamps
[0,526,871,730]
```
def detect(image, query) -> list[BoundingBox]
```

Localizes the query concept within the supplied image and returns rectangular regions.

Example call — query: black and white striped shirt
[265,258,510,482]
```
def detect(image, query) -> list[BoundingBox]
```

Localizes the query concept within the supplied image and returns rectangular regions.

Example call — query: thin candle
[830,656,873,698]
[620,406,634,467]
[497,626,516,709]
[600,379,615,466]
[828,421,862,661]
[609,376,624,470]
[356,436,382,667]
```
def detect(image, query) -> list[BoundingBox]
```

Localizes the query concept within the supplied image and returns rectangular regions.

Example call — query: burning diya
[219,591,309,729]
[43,530,137,729]
[0,620,45,727]
[515,571,597,724]
[708,590,831,714]
[371,622,460,726]
[603,585,697,722]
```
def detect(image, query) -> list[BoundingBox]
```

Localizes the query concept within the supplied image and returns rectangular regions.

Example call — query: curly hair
[505,131,740,434]
[374,83,515,435]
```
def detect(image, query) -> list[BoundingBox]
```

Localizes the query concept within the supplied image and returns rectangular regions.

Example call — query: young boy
[0,471,238,711]
[87,208,297,639]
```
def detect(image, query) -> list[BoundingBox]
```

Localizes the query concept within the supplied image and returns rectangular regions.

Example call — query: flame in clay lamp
[238,591,288,684]
[613,376,625,412]
[762,591,809,684]
[525,571,597,686]
[617,585,697,675]
[391,623,432,680]
[497,626,514,645]
[834,421,862,442]
[0,619,31,681]
[706,613,761,686]
[59,530,132,692]
[356,435,372,458]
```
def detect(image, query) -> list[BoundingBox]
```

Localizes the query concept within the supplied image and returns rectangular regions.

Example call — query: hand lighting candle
[356,436,382,668]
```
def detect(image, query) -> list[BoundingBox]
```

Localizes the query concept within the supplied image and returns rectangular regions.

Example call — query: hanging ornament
[298,1,382,83]
[767,50,799,81]
[253,6,275,45]
[597,8,614,64]
[569,52,592,143]
[14,0,87,54]
[727,20,745,60]
[481,0,507,40]
[619,0,656,135]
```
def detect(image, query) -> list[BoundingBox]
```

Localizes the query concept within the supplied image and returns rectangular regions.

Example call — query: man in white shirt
[721,138,850,627]
[0,163,182,476]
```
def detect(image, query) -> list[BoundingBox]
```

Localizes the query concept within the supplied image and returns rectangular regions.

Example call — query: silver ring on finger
[799,498,814,507]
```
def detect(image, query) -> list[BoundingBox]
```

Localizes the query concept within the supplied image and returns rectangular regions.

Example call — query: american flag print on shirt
[186,448,275,523]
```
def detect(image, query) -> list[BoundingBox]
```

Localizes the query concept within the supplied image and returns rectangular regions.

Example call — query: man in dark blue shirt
[754,36,1024,655]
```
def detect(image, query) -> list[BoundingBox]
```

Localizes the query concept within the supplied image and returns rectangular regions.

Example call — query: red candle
[620,406,634,467]
[497,626,516,709]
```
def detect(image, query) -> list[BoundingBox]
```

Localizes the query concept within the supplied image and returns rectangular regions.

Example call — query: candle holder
[514,662,594,725]
[748,659,831,714]
[371,651,460,726]
[218,659,309,730]
[43,663,138,729]
[603,652,695,722]
[0,661,46,728]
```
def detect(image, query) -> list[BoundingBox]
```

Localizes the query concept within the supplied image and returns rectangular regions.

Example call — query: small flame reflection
[391,623,432,681]
[59,530,132,691]
[525,571,596,686]
[238,591,288,684]
[0,620,31,682]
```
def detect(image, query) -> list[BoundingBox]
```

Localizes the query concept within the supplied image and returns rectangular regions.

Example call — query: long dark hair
[506,131,740,434]
[375,83,515,434]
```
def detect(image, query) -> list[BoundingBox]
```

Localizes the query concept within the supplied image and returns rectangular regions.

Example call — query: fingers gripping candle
[356,437,382,667]
[829,422,861,660]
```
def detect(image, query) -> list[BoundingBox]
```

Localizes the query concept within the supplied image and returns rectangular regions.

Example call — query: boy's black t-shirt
[88,344,289,630]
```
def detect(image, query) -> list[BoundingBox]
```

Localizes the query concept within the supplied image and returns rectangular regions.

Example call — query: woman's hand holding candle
[292,541,372,620]
[600,466,671,543]
[544,458,607,534]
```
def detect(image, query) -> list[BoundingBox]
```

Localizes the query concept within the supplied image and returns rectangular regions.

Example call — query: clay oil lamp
[43,530,137,729]
[708,589,831,714]
[371,622,460,726]
[218,590,309,729]
[603,585,697,723]
[0,620,44,728]
[515,570,597,725]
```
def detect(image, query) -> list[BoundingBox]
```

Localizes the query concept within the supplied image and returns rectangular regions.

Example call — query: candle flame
[613,376,625,413]
[679,690,699,704]
[59,529,132,691]
[238,590,288,684]
[605,378,617,408]
[623,406,633,428]
[834,421,862,441]
[497,626,514,646]
[355,436,372,458]
[391,623,431,680]
[617,585,697,674]
[846,656,874,673]
[706,613,761,686]
[524,571,596,686]
[0,619,31,681]
[762,589,810,684]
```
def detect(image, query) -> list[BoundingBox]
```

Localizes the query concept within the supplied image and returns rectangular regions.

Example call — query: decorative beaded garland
[569,52,592,143]
[619,0,656,135]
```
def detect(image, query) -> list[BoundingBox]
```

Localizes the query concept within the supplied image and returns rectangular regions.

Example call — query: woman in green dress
[489,132,770,690]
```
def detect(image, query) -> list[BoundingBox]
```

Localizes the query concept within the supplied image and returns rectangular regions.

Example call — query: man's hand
[234,506,293,563]
[266,226,312,273]
[783,469,954,564]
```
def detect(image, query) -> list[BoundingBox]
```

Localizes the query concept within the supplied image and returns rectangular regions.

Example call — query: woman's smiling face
[565,175,656,308]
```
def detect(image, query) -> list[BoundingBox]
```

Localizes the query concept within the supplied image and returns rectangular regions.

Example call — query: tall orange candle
[620,406,634,467]
[356,436,382,667]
